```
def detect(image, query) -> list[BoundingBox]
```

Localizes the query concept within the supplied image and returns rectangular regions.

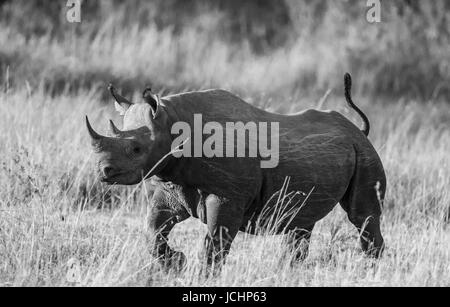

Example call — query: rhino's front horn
[85,116,105,142]
[109,120,123,136]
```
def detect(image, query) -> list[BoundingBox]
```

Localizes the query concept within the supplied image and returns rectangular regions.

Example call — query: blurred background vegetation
[0,0,449,102]
[0,1,449,286]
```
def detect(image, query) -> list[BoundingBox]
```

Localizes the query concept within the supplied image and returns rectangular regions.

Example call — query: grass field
[0,1,449,287]
[0,86,449,287]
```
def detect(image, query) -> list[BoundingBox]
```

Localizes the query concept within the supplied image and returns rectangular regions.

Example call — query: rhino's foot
[286,225,315,266]
[198,241,230,278]
[199,258,224,279]
[290,240,310,265]
[352,216,385,259]
[159,251,187,273]
[361,237,385,259]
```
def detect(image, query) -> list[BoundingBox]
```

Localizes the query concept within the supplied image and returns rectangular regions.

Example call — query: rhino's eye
[128,143,143,156]
[133,146,142,155]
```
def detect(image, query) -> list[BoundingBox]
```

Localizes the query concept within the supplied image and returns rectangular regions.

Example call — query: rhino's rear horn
[109,120,123,136]
[86,116,105,142]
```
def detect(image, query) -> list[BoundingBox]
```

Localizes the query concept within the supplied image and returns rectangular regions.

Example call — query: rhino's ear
[114,101,128,116]
[108,84,133,116]
[143,87,162,119]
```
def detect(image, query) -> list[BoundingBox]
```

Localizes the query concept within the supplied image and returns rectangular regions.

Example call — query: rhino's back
[164,89,282,124]
[165,89,367,136]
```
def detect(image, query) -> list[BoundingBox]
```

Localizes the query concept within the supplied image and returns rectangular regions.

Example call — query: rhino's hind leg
[340,153,386,258]
[286,224,315,265]
[354,215,384,258]
[341,200,385,258]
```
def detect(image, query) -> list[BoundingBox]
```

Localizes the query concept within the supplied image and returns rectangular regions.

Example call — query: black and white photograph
[0,0,449,290]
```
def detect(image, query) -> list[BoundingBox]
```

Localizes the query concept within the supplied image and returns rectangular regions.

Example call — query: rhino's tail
[344,73,370,137]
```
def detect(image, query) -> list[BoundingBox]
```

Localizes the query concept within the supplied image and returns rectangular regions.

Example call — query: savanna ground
[0,1,449,287]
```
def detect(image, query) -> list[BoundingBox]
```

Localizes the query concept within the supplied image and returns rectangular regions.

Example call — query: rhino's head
[86,85,173,185]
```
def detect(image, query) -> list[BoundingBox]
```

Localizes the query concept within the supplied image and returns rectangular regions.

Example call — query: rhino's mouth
[101,171,130,184]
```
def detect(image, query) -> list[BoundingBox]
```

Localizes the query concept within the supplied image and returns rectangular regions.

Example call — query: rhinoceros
[86,73,386,271]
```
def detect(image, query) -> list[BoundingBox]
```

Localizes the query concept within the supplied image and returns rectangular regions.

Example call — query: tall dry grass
[0,84,448,286]
[0,1,449,286]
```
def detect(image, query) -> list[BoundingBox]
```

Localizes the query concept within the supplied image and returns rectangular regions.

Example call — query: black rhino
[86,74,386,271]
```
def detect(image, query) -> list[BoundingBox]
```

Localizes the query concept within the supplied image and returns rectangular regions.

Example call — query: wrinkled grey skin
[86,74,386,273]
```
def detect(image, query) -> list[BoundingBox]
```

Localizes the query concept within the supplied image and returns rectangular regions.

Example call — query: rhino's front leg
[202,195,245,274]
[147,188,189,271]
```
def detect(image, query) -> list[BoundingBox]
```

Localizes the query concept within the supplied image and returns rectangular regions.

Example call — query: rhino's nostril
[103,166,115,177]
